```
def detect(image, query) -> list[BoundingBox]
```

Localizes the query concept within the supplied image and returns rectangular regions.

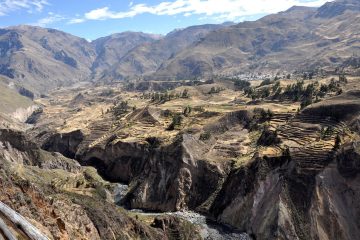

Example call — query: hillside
[23,73,360,240]
[91,32,162,81]
[153,0,360,79]
[0,25,96,93]
[0,1,360,238]
[0,1,359,91]
[0,76,33,114]
[0,23,232,93]
[101,23,233,81]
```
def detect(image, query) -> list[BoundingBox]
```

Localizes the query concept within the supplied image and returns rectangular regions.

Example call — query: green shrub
[199,131,211,141]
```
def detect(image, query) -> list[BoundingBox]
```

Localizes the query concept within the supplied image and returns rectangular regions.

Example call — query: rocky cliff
[33,96,360,239]
[0,127,202,239]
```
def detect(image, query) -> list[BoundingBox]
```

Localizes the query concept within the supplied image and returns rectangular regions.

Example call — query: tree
[260,87,271,98]
[308,71,314,80]
[209,87,216,94]
[234,79,251,91]
[113,101,129,116]
[199,131,211,141]
[183,106,192,116]
[181,89,189,98]
[257,126,281,146]
[272,81,280,92]
[303,73,308,80]
[339,74,348,83]
[260,78,272,86]
[300,96,312,109]
[334,134,341,150]
[167,113,182,130]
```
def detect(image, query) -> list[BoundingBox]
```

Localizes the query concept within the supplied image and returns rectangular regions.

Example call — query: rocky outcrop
[0,128,81,172]
[336,142,360,178]
[210,155,292,239]
[310,163,360,240]
[25,107,43,124]
[151,215,201,240]
[33,105,360,240]
[77,134,227,212]
[120,134,228,212]
[0,127,178,240]
[80,140,150,183]
[207,142,360,240]
[42,130,84,159]
[301,91,360,122]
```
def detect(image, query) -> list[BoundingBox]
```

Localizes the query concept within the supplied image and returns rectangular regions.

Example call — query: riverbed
[114,183,251,240]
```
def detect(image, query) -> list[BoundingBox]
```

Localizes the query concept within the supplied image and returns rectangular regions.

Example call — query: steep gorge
[33,99,360,240]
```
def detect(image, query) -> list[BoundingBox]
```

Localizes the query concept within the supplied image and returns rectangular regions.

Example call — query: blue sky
[0,0,331,40]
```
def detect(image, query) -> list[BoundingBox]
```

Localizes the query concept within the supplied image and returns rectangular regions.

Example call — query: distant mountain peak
[285,5,316,12]
[315,0,360,18]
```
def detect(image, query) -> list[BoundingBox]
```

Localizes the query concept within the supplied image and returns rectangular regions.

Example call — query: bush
[193,106,205,112]
[112,101,129,116]
[208,86,225,94]
[233,79,251,91]
[167,113,182,130]
[260,78,272,87]
[99,89,114,96]
[183,106,192,116]
[300,96,313,109]
[162,109,173,117]
[257,126,281,146]
[181,89,189,98]
[253,108,273,122]
[199,131,211,141]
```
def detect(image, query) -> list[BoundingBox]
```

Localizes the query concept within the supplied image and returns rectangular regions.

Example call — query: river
[114,183,251,240]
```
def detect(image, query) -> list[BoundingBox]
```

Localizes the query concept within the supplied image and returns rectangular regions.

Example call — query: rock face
[336,142,360,178]
[0,127,199,240]
[42,130,85,159]
[75,134,226,212]
[36,103,360,239]
[119,134,227,212]
[209,152,360,240]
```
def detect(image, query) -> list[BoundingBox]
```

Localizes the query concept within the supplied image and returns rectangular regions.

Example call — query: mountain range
[0,0,359,94]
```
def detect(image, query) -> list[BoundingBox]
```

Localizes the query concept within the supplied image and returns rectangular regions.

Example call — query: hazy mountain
[153,0,360,79]
[0,0,359,92]
[101,23,234,81]
[0,25,96,93]
[91,32,162,81]
[0,23,232,91]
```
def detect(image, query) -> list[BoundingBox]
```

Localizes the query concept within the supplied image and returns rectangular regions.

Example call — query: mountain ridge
[0,0,359,93]
[152,0,360,79]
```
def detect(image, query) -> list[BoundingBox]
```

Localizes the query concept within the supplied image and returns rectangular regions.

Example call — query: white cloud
[68,18,85,24]
[0,0,48,16]
[70,0,331,24]
[33,12,65,27]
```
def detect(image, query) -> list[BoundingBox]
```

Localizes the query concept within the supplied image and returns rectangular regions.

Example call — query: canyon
[0,0,360,239]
